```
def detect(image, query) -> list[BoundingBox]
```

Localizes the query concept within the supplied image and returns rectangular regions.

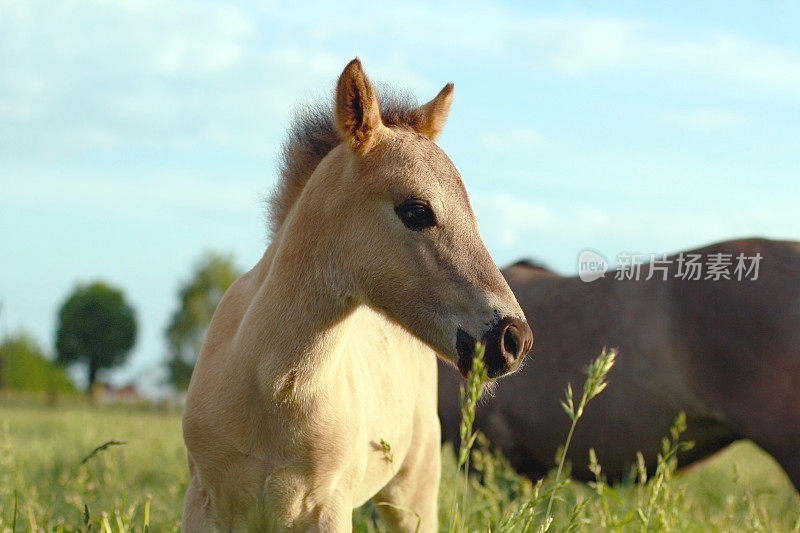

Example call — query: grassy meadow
[0,348,797,533]
[1,396,798,532]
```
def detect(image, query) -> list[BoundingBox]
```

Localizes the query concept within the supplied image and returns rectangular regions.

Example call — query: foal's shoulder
[197,265,262,362]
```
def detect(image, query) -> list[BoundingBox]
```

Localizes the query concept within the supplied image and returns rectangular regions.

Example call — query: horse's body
[182,60,532,531]
[440,238,800,491]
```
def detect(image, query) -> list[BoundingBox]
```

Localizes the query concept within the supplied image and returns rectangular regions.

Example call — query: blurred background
[2,0,799,397]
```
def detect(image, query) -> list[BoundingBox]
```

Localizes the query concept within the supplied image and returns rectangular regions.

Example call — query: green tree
[55,281,137,391]
[0,333,77,394]
[166,252,240,390]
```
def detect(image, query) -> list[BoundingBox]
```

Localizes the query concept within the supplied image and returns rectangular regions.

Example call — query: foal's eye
[395,198,436,231]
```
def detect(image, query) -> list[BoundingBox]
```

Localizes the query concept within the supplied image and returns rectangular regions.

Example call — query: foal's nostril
[462,316,532,378]
[502,324,521,358]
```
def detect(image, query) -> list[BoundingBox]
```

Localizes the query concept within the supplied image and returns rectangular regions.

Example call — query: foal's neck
[243,213,358,402]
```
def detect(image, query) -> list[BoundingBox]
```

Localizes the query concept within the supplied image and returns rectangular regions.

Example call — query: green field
[0,399,798,532]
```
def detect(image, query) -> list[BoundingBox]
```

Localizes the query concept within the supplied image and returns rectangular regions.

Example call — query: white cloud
[68,125,124,150]
[642,32,800,96]
[395,9,800,95]
[659,108,744,130]
[0,0,268,157]
[509,17,643,74]
[156,35,244,76]
[3,0,800,165]
[472,190,799,259]
[265,47,344,78]
[271,5,800,95]
[1,167,265,221]
[473,192,614,247]
[482,127,544,150]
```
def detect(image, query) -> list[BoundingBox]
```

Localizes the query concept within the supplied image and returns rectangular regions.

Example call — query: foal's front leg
[264,468,353,532]
[182,475,219,532]
[373,427,441,533]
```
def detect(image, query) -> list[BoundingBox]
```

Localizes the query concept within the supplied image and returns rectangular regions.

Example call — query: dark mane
[267,88,422,235]
[507,258,553,272]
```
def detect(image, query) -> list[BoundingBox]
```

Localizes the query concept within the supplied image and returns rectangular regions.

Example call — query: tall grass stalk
[543,347,617,527]
[637,411,693,532]
[450,342,489,532]
[11,489,17,533]
[143,495,151,532]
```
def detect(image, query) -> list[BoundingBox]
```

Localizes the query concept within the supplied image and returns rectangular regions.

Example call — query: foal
[181,59,532,531]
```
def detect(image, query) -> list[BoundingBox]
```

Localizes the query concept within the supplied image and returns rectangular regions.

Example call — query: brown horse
[440,237,800,491]
[181,59,532,531]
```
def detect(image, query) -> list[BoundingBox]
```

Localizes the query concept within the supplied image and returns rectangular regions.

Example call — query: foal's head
[278,59,532,378]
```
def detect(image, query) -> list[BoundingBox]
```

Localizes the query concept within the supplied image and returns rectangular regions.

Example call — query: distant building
[96,382,143,404]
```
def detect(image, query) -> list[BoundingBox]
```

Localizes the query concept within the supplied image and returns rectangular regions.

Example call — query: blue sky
[2,0,799,391]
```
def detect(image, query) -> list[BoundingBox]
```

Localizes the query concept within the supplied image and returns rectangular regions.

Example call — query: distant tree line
[55,281,137,391]
[165,252,241,391]
[0,334,76,395]
[0,251,240,397]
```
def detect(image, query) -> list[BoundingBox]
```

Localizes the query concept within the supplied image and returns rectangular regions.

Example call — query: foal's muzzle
[456,317,533,378]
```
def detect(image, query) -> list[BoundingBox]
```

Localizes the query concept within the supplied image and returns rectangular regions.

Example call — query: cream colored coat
[181,59,530,532]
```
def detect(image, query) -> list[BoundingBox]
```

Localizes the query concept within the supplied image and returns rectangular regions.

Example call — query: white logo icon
[577,249,609,282]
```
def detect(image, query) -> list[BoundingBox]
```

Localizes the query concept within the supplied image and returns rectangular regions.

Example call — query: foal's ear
[336,58,384,154]
[412,83,454,141]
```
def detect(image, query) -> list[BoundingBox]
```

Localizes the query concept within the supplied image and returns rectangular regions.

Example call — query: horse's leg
[756,398,800,493]
[751,425,800,493]
[724,351,800,494]
[373,426,440,533]
[264,468,353,532]
[777,453,800,493]
[311,491,352,533]
[182,475,218,532]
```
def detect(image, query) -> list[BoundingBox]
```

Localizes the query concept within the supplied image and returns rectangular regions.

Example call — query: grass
[1,353,798,532]
[0,401,185,532]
